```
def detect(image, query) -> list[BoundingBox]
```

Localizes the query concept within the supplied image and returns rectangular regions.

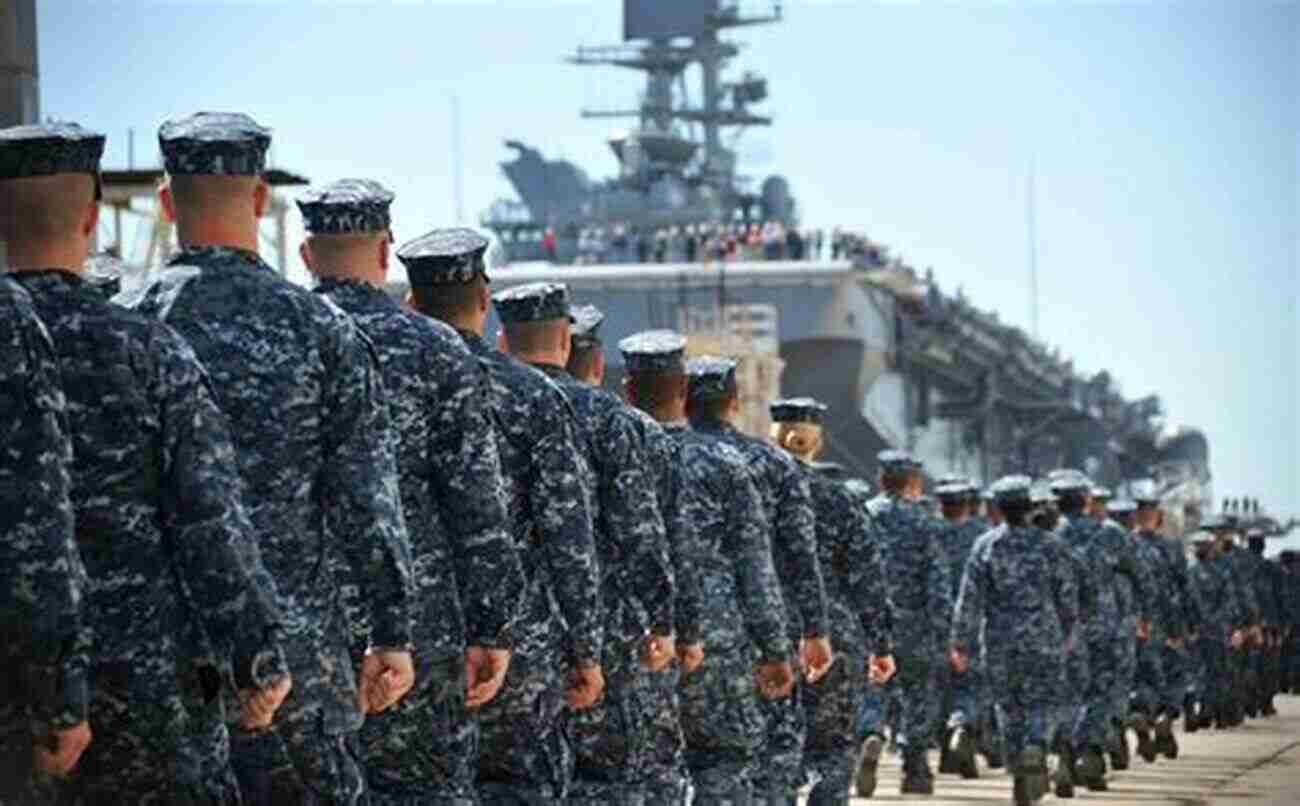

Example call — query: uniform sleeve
[661,446,704,645]
[530,396,602,665]
[431,348,523,649]
[723,464,789,660]
[0,315,89,728]
[842,496,892,655]
[926,516,953,646]
[950,545,985,653]
[155,333,288,689]
[773,459,828,638]
[321,321,414,649]
[1113,528,1153,622]
[1052,542,1079,638]
[601,412,674,636]
[1235,557,1261,625]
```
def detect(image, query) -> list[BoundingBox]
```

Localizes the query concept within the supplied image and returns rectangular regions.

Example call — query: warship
[473,0,1215,527]
[0,0,1218,529]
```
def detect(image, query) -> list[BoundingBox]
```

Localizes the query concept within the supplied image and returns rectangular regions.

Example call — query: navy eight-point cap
[990,474,1034,503]
[569,304,605,349]
[158,111,271,176]
[0,122,105,183]
[686,356,738,402]
[397,228,491,287]
[1047,469,1091,494]
[618,330,687,373]
[877,448,918,473]
[493,282,570,324]
[770,397,829,425]
[297,178,395,238]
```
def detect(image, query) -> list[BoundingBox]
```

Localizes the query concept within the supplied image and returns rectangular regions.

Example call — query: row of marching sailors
[0,114,904,806]
[847,464,1295,806]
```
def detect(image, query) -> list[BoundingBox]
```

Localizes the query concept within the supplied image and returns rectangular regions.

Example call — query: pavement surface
[818,696,1300,805]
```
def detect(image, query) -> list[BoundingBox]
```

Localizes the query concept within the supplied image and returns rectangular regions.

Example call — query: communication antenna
[451,93,464,225]
[1027,158,1039,340]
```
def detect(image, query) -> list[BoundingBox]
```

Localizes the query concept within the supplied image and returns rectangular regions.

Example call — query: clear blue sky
[39,0,1297,518]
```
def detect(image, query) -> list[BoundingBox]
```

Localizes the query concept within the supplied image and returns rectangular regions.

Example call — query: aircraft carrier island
[462,0,1214,523]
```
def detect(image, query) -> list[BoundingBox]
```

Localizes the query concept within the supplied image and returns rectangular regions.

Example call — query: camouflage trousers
[0,708,59,806]
[59,662,237,805]
[1132,638,1169,718]
[1053,636,1089,748]
[679,640,765,805]
[636,664,688,806]
[1161,643,1192,715]
[1071,623,1120,750]
[987,647,1064,764]
[855,650,937,754]
[566,628,652,805]
[230,638,366,806]
[355,654,476,805]
[475,629,568,806]
[753,648,804,804]
[1193,636,1229,715]
[801,644,866,806]
[1111,627,1138,725]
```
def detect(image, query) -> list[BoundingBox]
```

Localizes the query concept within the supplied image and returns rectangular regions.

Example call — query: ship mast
[570,1,781,189]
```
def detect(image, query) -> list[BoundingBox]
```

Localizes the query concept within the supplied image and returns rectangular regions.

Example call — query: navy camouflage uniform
[1050,473,1149,757]
[933,483,986,741]
[951,476,1076,774]
[858,453,950,767]
[5,121,290,804]
[400,230,602,805]
[120,113,413,806]
[0,275,88,804]
[495,283,674,805]
[302,182,525,806]
[620,332,791,806]
[800,459,891,806]
[688,387,828,806]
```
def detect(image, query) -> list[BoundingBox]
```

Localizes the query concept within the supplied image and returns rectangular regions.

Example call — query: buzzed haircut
[305,232,385,264]
[686,388,736,422]
[166,173,260,208]
[502,318,566,354]
[627,368,685,409]
[0,174,95,244]
[410,274,486,322]
[566,343,601,378]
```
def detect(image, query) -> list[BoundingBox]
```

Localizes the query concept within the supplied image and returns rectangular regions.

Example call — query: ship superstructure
[482,0,796,263]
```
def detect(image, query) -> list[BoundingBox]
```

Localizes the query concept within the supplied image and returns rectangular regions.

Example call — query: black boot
[1054,742,1076,799]
[1015,746,1048,805]
[854,734,883,798]
[1153,714,1179,760]
[1183,695,1200,733]
[950,726,979,779]
[899,750,934,795]
[939,728,959,774]
[1076,746,1109,791]
[1108,725,1130,771]
[1131,714,1157,763]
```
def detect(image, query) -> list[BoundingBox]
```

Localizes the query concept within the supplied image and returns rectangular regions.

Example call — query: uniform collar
[170,244,272,273]
[7,268,84,292]
[314,276,393,307]
[527,361,570,379]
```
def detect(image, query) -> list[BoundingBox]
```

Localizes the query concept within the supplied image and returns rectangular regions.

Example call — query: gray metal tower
[0,0,39,127]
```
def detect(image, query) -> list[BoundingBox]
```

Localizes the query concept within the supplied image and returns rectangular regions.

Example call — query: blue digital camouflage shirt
[690,419,827,641]
[0,276,88,731]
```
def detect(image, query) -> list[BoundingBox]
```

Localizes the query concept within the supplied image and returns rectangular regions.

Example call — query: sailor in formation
[1,111,1295,806]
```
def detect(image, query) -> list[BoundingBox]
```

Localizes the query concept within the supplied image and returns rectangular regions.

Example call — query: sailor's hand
[34,721,91,778]
[641,633,676,672]
[566,661,605,710]
[1137,620,1151,641]
[677,643,704,675]
[465,647,511,708]
[948,647,969,673]
[799,636,834,684]
[755,660,795,699]
[868,654,897,684]
[359,648,415,714]
[239,674,292,730]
